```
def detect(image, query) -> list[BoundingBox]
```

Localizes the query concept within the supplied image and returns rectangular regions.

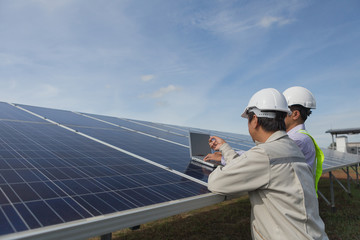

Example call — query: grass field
[91,169,360,240]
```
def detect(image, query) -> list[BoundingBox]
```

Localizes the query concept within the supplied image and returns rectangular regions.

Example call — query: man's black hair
[248,111,287,132]
[289,104,312,122]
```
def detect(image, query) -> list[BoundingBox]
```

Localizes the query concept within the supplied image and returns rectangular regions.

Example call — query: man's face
[284,113,292,130]
[248,115,257,142]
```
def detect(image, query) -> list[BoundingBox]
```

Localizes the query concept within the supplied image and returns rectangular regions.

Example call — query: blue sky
[1,0,359,148]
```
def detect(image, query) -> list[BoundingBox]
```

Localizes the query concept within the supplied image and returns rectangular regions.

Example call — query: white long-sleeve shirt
[287,124,316,172]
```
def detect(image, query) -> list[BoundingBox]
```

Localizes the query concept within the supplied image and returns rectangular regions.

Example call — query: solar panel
[125,118,190,136]
[0,104,213,238]
[17,104,254,182]
[85,113,190,145]
[1,102,358,239]
[321,148,360,172]
[0,102,46,123]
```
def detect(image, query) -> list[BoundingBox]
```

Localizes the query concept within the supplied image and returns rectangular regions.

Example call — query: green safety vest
[298,130,324,195]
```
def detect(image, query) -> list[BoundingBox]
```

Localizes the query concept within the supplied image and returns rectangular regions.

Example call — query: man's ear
[292,110,301,120]
[251,115,259,128]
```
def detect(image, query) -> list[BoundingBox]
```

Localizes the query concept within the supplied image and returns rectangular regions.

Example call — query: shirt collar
[255,130,288,145]
[287,123,306,135]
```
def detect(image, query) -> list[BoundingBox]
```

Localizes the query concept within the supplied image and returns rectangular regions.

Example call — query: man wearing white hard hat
[207,88,328,240]
[283,86,324,194]
[205,86,324,194]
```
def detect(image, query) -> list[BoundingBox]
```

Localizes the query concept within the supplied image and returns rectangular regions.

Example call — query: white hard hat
[283,86,316,109]
[241,88,290,118]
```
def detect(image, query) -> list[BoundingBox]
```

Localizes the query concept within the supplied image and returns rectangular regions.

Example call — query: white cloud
[141,74,155,82]
[151,85,182,98]
[187,1,303,36]
[258,16,293,28]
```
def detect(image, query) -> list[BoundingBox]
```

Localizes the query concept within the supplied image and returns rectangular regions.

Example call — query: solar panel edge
[1,193,224,240]
[121,118,188,137]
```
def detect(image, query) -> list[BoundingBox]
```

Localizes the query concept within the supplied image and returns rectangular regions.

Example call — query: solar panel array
[0,102,254,238]
[0,102,358,239]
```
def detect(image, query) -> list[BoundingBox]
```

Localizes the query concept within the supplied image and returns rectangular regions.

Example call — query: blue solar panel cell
[14,203,42,229]
[0,209,14,235]
[94,192,134,211]
[46,198,84,222]
[1,170,23,183]
[26,200,63,227]
[1,185,20,203]
[29,182,59,199]
[2,205,28,232]
[78,194,116,215]
[63,197,92,218]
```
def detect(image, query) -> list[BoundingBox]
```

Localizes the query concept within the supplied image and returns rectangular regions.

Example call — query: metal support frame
[100,233,112,240]
[333,174,351,195]
[329,171,336,212]
[351,163,359,187]
[319,164,360,212]
[317,190,330,206]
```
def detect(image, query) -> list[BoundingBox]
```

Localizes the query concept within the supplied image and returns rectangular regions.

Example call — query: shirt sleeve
[208,143,270,195]
[221,150,245,165]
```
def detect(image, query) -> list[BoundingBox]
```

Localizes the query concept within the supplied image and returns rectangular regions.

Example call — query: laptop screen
[189,132,212,157]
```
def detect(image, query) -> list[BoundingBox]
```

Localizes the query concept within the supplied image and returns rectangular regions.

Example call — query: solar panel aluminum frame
[321,148,360,172]
[322,162,360,172]
[2,193,224,240]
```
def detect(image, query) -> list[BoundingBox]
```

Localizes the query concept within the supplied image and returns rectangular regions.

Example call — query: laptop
[189,131,221,168]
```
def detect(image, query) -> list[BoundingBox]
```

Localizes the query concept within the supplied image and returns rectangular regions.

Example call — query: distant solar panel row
[321,148,360,172]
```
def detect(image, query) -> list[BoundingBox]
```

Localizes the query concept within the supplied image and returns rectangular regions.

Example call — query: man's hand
[204,152,222,162]
[208,136,225,151]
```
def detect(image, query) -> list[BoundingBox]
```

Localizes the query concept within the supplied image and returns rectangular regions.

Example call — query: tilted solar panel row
[17,104,255,181]
[0,103,215,238]
[1,102,359,239]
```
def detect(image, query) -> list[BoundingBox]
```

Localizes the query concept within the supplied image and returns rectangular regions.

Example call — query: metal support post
[329,171,336,213]
[356,163,359,188]
[333,174,351,195]
[101,233,112,240]
[350,164,359,187]
[317,190,330,206]
[346,167,352,196]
